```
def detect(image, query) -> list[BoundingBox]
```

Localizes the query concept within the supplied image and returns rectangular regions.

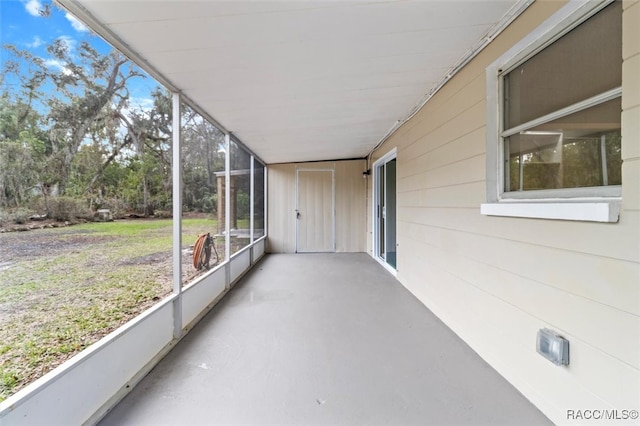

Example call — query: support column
[225,133,231,265]
[250,156,255,244]
[171,92,182,340]
[264,164,268,238]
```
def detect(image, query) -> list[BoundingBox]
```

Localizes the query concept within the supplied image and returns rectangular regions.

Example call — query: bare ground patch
[118,251,172,266]
[0,219,215,402]
[0,230,107,262]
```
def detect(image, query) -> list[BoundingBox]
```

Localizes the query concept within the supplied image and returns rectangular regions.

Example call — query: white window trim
[481,200,620,223]
[482,0,620,223]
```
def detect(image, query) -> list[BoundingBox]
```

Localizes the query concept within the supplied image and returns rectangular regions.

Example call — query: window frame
[482,0,621,222]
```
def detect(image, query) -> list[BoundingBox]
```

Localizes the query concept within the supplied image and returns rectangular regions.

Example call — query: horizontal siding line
[623,103,640,113]
[399,70,486,136]
[405,244,640,372]
[622,49,640,62]
[399,98,485,151]
[402,230,640,320]
[397,218,640,265]
[397,125,485,171]
[426,69,485,108]
[398,152,485,181]
[624,0,640,10]
[398,179,485,194]
[417,69,486,115]
[622,100,640,113]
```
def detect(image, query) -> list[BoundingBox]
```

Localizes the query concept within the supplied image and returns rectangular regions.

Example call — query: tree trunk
[143,175,151,217]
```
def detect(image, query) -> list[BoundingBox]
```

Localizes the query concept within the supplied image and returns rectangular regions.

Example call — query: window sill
[480,200,621,223]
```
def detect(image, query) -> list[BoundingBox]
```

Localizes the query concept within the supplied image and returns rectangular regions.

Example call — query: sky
[0,0,157,109]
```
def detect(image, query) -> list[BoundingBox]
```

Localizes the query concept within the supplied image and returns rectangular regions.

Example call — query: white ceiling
[58,0,527,164]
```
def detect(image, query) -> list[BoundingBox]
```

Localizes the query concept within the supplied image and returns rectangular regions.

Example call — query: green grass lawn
[0,217,222,402]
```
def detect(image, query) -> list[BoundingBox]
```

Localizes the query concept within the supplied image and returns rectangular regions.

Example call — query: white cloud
[26,36,44,48]
[43,59,73,76]
[130,97,154,112]
[65,13,88,32]
[56,35,77,54]
[43,58,63,69]
[23,0,43,17]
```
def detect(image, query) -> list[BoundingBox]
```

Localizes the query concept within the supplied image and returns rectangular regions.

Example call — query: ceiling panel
[59,0,526,164]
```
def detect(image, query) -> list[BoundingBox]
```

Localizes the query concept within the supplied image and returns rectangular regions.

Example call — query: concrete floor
[99,253,551,426]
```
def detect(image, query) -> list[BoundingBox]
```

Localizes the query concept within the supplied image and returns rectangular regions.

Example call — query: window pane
[230,140,251,255]
[504,98,621,192]
[604,132,622,186]
[181,107,226,282]
[504,1,621,129]
[253,160,265,240]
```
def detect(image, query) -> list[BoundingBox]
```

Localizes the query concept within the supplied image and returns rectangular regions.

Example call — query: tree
[1,23,232,217]
[44,40,144,195]
[1,36,148,213]
[0,86,46,208]
[0,46,48,140]
[181,104,226,213]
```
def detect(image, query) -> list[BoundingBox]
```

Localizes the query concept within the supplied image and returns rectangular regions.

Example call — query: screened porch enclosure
[1,0,636,424]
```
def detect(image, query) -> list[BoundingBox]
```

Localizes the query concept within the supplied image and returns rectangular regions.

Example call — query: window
[252,159,265,241]
[229,139,252,255]
[482,0,622,222]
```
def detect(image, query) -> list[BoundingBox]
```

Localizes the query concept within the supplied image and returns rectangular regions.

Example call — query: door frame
[372,148,397,274]
[295,168,336,253]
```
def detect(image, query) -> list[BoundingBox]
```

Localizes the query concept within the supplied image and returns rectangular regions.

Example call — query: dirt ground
[0,218,218,402]
[0,218,211,285]
[0,227,101,271]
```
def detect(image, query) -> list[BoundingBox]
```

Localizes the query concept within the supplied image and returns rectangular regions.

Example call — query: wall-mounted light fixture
[537,328,569,366]
[362,169,370,178]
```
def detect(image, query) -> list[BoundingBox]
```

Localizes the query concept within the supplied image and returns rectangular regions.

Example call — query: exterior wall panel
[368,1,640,424]
[622,106,640,161]
[268,160,365,253]
[182,267,226,327]
[335,161,367,252]
[230,249,252,283]
[623,0,640,59]
[0,298,175,425]
[266,164,297,253]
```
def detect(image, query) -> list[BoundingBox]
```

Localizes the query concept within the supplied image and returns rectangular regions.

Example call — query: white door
[296,169,335,253]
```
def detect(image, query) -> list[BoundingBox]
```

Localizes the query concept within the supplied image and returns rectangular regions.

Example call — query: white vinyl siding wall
[369,1,640,424]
